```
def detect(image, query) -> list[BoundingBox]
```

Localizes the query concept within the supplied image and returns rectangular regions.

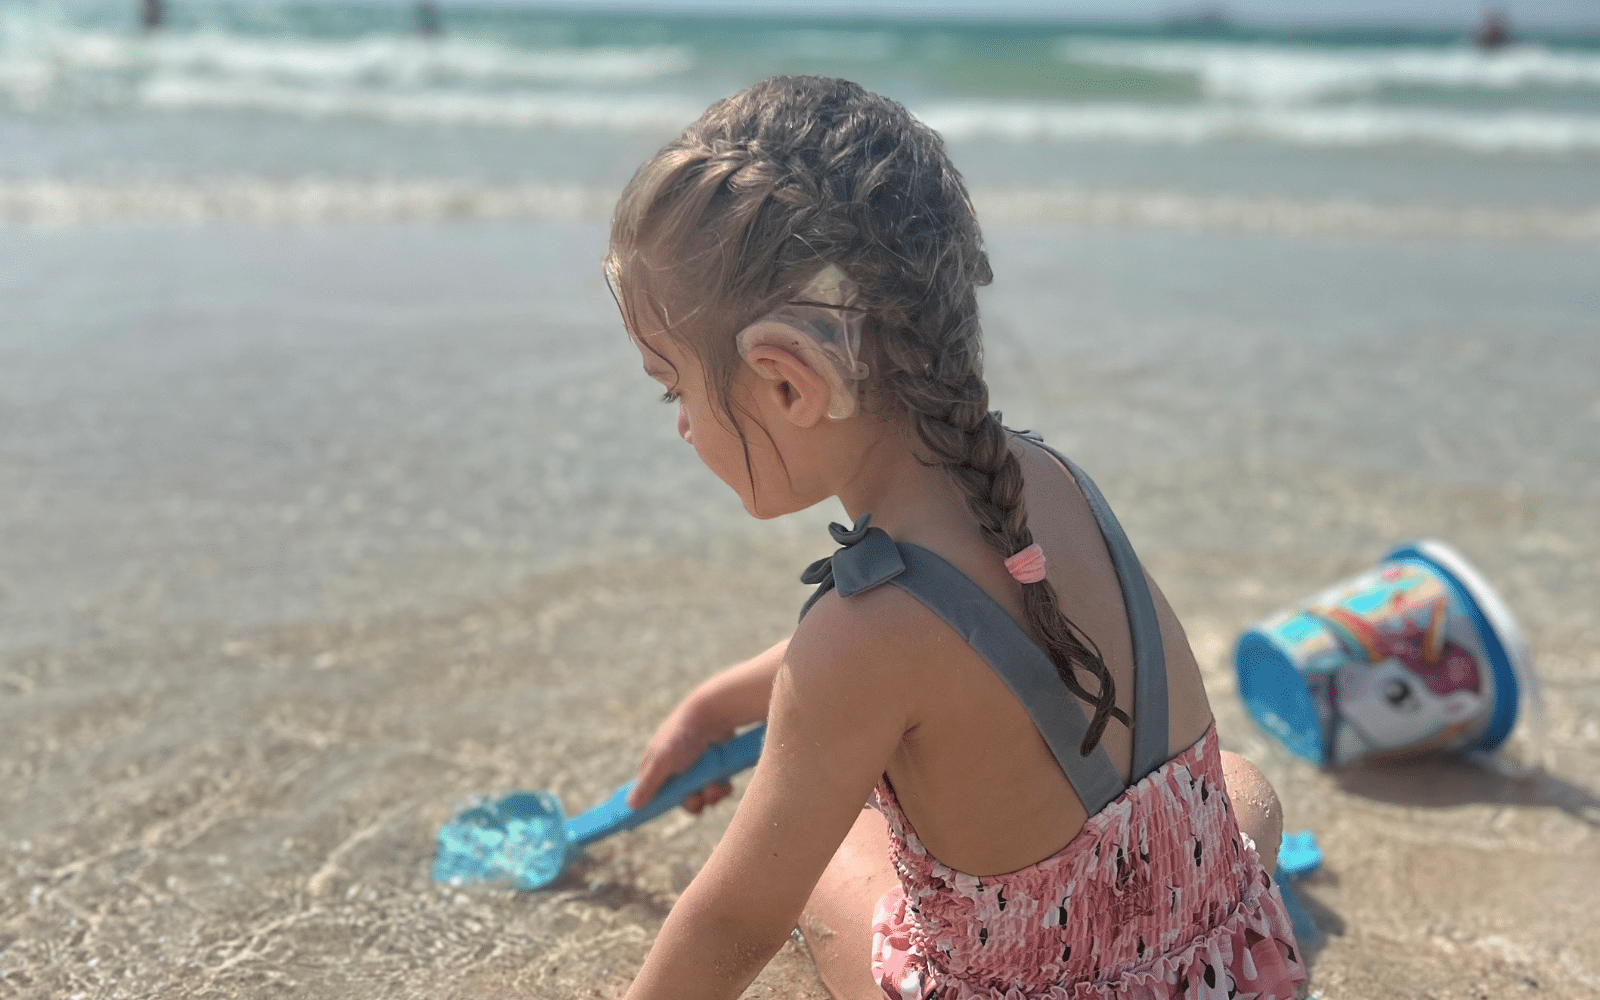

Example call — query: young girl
[606,76,1306,1000]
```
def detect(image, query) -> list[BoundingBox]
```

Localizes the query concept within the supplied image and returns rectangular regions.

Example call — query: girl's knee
[801,809,896,1000]
[806,808,894,919]
[1220,750,1284,872]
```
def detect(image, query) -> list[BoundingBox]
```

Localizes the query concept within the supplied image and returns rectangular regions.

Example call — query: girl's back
[866,434,1214,878]
[790,433,1304,997]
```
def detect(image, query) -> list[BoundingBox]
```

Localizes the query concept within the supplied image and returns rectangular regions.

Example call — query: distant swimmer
[1476,7,1512,50]
[141,0,162,31]
[415,1,441,38]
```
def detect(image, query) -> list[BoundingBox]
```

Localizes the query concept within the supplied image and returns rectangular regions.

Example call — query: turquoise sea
[3,0,1599,637]
[5,0,1600,217]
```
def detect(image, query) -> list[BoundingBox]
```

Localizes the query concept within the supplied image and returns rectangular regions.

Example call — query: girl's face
[633,329,785,518]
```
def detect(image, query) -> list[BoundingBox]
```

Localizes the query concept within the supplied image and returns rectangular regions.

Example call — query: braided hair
[606,76,1128,754]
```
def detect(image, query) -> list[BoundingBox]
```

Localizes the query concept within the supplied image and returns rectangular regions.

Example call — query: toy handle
[566,725,767,847]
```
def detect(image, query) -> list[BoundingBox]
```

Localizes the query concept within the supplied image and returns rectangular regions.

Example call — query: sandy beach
[5,5,1600,995]
[2,209,1598,999]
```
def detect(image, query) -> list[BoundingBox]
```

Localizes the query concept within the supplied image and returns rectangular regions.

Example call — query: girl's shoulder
[783,509,1049,745]
[787,570,945,692]
[789,504,1030,692]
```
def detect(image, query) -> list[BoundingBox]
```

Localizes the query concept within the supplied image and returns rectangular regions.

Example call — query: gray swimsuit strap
[799,439,1170,817]
[1019,432,1171,786]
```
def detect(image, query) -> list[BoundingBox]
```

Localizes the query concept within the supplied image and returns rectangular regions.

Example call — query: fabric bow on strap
[798,514,906,622]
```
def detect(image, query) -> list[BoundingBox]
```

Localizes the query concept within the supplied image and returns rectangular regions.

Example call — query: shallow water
[3,220,1596,654]
[2,217,1598,998]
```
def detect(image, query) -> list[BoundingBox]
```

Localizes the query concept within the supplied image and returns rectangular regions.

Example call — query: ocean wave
[1056,38,1600,105]
[924,100,1600,153]
[0,17,693,111]
[16,67,1595,154]
[5,178,1598,242]
[4,10,1599,156]
[0,178,618,224]
[136,78,705,131]
[973,188,1600,240]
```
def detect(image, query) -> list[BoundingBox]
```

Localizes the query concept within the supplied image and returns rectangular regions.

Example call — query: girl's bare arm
[681,638,788,733]
[620,592,915,1000]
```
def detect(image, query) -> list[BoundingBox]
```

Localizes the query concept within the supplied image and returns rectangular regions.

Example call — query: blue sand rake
[432,725,766,890]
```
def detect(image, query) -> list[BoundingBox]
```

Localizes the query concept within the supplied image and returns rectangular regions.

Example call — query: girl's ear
[742,342,831,429]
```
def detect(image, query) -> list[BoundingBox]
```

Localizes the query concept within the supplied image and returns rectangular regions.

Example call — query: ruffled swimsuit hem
[873,841,1304,1000]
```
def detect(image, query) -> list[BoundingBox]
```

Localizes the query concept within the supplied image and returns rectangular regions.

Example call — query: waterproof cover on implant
[736,265,869,420]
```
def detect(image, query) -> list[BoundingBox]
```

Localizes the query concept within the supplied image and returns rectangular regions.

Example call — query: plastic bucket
[1236,540,1534,767]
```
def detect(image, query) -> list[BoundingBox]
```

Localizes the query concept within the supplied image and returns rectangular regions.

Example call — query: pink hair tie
[1004,543,1048,585]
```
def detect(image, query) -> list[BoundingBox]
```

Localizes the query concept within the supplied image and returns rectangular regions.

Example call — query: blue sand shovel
[432,725,767,890]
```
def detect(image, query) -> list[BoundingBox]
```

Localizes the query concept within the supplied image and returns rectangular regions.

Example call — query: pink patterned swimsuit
[798,434,1307,1000]
[868,724,1304,999]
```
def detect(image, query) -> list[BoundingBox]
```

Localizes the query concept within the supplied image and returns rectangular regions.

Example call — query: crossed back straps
[798,434,1169,817]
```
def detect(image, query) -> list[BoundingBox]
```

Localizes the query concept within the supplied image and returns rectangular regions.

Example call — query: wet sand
[2,219,1597,999]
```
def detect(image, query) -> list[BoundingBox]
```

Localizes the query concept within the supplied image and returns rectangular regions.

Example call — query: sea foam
[923,101,1600,153]
[1056,38,1600,105]
[6,177,1598,242]
[0,15,695,110]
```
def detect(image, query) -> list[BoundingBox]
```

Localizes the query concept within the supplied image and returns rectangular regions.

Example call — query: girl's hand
[629,708,735,813]
[626,639,790,812]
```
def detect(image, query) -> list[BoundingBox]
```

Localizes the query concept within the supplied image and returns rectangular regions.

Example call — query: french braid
[882,369,1131,754]
[607,76,1128,754]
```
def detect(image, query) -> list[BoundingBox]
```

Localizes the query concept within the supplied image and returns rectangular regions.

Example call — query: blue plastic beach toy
[432,725,766,890]
[1273,829,1323,945]
[1277,829,1322,877]
[1236,539,1532,767]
